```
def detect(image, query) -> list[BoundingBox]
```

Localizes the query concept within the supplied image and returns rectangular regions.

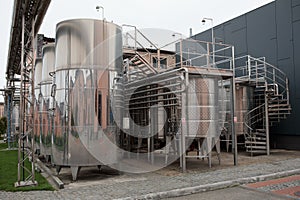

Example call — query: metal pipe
[126,89,183,102]
[125,76,182,92]
[126,68,184,87]
[125,82,181,96]
[126,96,180,106]
[126,103,180,110]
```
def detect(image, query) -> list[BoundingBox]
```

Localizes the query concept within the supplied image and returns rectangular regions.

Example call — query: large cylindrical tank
[34,58,43,153]
[186,77,219,138]
[53,19,122,180]
[40,43,55,159]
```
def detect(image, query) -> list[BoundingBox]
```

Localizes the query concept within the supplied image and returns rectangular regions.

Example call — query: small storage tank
[34,58,43,153]
[40,43,55,161]
[235,85,254,136]
[11,104,19,142]
[53,19,122,180]
[186,77,219,138]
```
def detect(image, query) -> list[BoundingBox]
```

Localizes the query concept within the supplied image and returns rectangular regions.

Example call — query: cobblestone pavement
[247,175,300,199]
[1,151,300,200]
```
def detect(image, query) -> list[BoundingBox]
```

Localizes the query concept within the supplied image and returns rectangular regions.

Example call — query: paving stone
[0,157,299,199]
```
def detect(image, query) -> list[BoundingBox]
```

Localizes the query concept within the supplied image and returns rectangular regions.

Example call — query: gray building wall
[193,0,300,149]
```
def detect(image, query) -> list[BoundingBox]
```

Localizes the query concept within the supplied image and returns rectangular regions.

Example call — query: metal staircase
[125,51,158,80]
[235,56,291,155]
[122,25,158,81]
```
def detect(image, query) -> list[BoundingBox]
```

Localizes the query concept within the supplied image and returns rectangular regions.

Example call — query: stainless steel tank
[235,85,254,136]
[34,58,43,153]
[40,43,55,160]
[11,104,19,142]
[186,77,219,138]
[53,19,122,180]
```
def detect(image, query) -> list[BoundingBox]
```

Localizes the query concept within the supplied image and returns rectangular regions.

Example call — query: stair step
[252,132,266,137]
[268,112,291,116]
[268,100,288,104]
[256,129,266,133]
[268,109,291,114]
[246,150,267,154]
[269,115,288,118]
[269,94,283,97]
[268,103,290,107]
[246,136,266,141]
[245,141,266,145]
[246,145,267,150]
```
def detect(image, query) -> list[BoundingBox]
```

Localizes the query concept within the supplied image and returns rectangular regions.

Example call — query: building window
[152,57,167,69]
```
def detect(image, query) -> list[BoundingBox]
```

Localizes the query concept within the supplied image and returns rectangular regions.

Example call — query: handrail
[235,55,289,100]
[122,24,159,50]
[244,103,265,138]
[135,52,158,74]
[135,29,159,50]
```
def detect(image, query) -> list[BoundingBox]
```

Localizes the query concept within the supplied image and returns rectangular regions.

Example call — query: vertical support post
[157,49,161,69]
[15,14,37,188]
[180,40,183,68]
[286,78,290,104]
[7,92,12,149]
[231,46,238,166]
[212,33,215,67]
[230,78,238,165]
[134,27,137,49]
[206,43,210,67]
[17,14,25,184]
[180,68,189,172]
[30,17,36,182]
[247,55,251,79]
[272,68,275,86]
[264,83,270,156]
[255,60,258,84]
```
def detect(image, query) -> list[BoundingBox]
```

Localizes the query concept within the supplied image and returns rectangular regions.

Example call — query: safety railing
[122,25,159,75]
[235,55,289,103]
[122,25,235,72]
[160,38,235,71]
[243,103,265,138]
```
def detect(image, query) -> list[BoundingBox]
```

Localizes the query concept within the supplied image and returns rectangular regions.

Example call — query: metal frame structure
[5,0,51,187]
[120,27,237,171]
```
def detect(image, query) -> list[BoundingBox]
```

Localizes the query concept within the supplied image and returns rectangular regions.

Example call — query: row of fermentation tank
[20,18,254,180]
[28,19,122,179]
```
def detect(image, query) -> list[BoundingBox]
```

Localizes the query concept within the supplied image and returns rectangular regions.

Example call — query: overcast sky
[0,0,274,102]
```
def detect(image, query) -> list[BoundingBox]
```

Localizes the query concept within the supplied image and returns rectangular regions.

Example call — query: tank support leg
[71,166,81,181]
[56,166,62,175]
[214,137,221,165]
[207,137,212,168]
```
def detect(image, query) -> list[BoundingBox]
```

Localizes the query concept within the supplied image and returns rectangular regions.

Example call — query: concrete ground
[0,149,300,199]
